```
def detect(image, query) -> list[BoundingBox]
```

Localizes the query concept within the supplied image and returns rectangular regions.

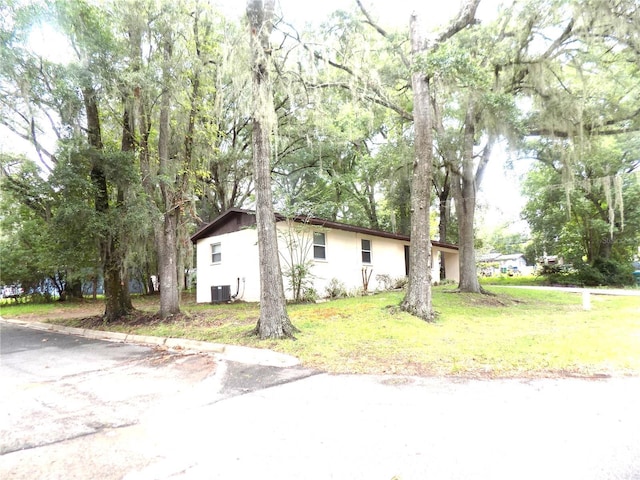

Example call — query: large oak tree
[247,0,298,338]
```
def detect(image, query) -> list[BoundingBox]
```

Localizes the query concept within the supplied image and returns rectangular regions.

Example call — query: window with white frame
[361,239,372,264]
[211,243,222,263]
[313,232,326,260]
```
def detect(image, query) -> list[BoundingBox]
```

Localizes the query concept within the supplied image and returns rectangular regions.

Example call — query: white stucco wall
[438,248,460,283]
[301,226,409,297]
[195,221,460,303]
[195,228,260,303]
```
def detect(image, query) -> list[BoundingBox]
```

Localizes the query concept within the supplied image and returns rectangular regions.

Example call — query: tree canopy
[1,0,639,319]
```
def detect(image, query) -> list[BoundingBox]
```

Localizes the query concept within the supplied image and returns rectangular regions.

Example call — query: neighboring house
[478,252,531,276]
[190,208,460,303]
[539,254,563,267]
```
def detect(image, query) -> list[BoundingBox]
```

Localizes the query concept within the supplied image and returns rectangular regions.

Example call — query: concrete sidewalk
[0,317,299,367]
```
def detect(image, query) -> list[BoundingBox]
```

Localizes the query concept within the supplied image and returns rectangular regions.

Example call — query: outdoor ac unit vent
[211,285,231,303]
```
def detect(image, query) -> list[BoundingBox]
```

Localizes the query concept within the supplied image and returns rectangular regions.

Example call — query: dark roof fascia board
[275,213,458,251]
[190,208,255,243]
[191,208,458,251]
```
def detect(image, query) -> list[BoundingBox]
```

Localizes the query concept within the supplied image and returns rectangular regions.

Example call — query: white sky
[219,0,502,30]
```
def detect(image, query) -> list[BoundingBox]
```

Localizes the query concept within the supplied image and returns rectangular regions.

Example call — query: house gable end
[191,208,256,242]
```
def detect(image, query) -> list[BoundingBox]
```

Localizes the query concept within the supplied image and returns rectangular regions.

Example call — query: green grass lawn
[2,286,639,378]
[479,274,547,286]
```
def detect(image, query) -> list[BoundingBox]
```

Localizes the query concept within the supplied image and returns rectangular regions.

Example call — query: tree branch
[308,81,413,121]
[475,135,496,190]
[434,0,481,47]
[0,117,56,173]
[527,124,640,138]
[355,0,411,69]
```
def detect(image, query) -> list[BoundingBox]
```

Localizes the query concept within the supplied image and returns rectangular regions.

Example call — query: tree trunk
[401,13,435,322]
[247,0,297,339]
[157,34,181,319]
[130,28,157,301]
[454,186,479,292]
[83,86,133,321]
[117,96,137,308]
[68,279,83,300]
[453,102,494,293]
[438,171,451,280]
[92,273,98,300]
[158,210,180,317]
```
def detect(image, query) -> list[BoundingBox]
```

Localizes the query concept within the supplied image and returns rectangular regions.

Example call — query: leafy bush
[591,259,634,287]
[537,264,579,286]
[574,264,605,287]
[392,276,409,290]
[324,278,347,299]
[375,274,393,291]
[282,261,315,302]
[28,292,55,304]
[301,287,318,303]
[539,259,634,287]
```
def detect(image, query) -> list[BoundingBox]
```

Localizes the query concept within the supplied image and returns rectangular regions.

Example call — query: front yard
[2,286,639,377]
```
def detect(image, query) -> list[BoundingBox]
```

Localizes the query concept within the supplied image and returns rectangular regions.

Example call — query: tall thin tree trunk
[247,0,297,339]
[158,210,180,316]
[401,13,435,322]
[454,185,479,292]
[453,102,494,293]
[129,27,158,301]
[438,171,451,280]
[177,10,203,302]
[117,97,137,308]
[83,86,133,321]
[157,35,180,319]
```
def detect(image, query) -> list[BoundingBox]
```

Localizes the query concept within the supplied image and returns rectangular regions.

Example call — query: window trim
[313,231,327,261]
[361,238,372,264]
[211,242,222,264]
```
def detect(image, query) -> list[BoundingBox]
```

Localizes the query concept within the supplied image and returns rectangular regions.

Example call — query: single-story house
[478,252,532,276]
[190,208,460,303]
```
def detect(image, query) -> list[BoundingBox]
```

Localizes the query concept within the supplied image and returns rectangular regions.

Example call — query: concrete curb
[0,317,299,367]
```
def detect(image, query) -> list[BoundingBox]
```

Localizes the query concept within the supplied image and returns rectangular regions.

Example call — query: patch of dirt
[135,350,219,382]
[72,310,238,330]
[452,292,524,307]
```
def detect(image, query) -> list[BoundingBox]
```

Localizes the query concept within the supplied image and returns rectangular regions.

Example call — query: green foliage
[282,262,316,303]
[300,286,318,304]
[522,137,640,269]
[482,228,530,256]
[574,263,606,287]
[324,278,347,299]
[0,155,89,296]
[536,259,634,287]
[391,276,409,290]
[588,259,634,287]
[479,274,546,287]
[278,221,318,303]
[2,0,640,313]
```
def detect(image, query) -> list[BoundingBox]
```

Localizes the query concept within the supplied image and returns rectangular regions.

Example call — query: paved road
[497,285,640,296]
[2,321,640,480]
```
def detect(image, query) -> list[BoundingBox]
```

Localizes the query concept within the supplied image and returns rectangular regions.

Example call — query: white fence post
[582,291,591,311]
